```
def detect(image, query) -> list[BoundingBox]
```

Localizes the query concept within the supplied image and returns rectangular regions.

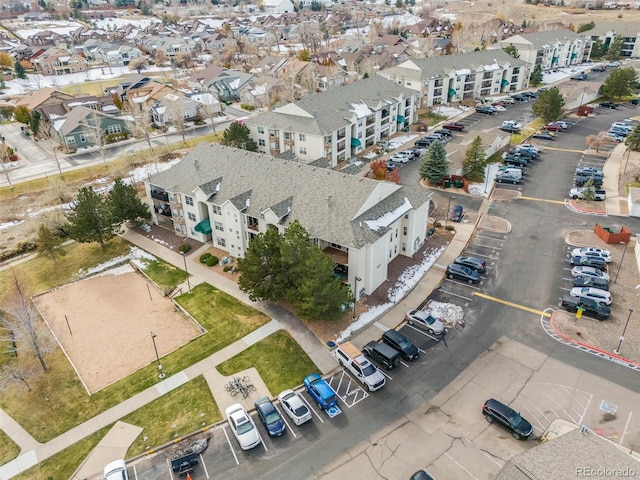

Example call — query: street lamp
[150,331,165,379]
[180,251,191,292]
[353,276,362,320]
[614,309,633,355]
[444,196,455,230]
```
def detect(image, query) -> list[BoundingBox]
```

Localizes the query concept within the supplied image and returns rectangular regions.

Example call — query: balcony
[150,190,169,202]
[270,146,281,155]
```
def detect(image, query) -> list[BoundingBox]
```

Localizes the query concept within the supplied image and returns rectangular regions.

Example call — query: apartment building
[244,76,419,167]
[583,22,640,58]
[144,143,432,298]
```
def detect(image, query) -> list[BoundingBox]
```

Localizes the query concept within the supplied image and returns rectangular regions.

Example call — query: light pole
[614,309,633,355]
[352,276,362,320]
[484,166,490,195]
[180,251,191,292]
[150,331,165,379]
[444,196,455,230]
[614,241,629,284]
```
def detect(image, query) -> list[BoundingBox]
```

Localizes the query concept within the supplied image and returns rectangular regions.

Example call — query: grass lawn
[60,78,121,97]
[0,429,20,465]
[418,111,448,126]
[217,330,318,396]
[13,426,110,480]
[137,257,187,290]
[123,375,220,458]
[0,279,269,442]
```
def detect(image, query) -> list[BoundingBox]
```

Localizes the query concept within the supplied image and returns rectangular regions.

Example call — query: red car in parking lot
[543,123,563,131]
[443,122,465,131]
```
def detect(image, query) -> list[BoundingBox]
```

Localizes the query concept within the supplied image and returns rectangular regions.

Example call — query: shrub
[206,255,219,267]
[199,252,212,263]
[240,103,255,111]
[445,225,456,231]
[434,221,442,228]
[223,265,232,272]
[178,243,191,253]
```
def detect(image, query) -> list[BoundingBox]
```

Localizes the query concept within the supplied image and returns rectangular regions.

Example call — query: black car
[476,106,497,115]
[509,149,536,160]
[433,128,454,138]
[532,131,555,140]
[599,101,619,109]
[449,204,464,222]
[254,397,286,437]
[573,276,609,291]
[510,93,527,102]
[482,398,533,440]
[446,263,480,284]
[410,471,436,480]
[454,255,487,274]
[504,156,528,167]
[382,329,419,361]
[499,125,520,133]
[575,175,603,188]
[631,98,640,105]
[522,91,537,99]
[570,255,607,270]
[560,295,611,320]
[592,65,606,72]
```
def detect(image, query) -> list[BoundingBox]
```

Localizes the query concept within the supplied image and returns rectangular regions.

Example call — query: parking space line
[444,279,481,290]
[474,292,551,317]
[199,453,210,478]
[518,401,549,431]
[417,347,427,354]
[444,452,480,480]
[461,251,500,261]
[545,391,577,424]
[544,146,585,153]
[561,385,590,410]
[438,289,474,302]
[378,369,393,380]
[468,242,503,250]
[473,234,507,241]
[133,464,139,480]
[406,323,441,341]
[222,426,240,466]
[166,459,175,480]
[274,404,297,438]
[259,432,269,452]
[621,412,633,445]
[400,360,410,368]
[300,395,324,423]
[578,393,593,425]
[463,438,504,468]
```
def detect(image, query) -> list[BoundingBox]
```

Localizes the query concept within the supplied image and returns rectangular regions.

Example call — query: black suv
[482,398,533,440]
[573,276,609,291]
[599,101,619,109]
[560,295,611,321]
[570,255,607,270]
[382,329,419,361]
[454,255,486,274]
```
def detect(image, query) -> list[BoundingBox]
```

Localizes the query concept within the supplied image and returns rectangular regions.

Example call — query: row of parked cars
[601,120,635,143]
[569,165,606,200]
[445,255,487,284]
[495,143,542,184]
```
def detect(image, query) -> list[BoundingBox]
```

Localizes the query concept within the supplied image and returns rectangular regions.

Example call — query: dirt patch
[491,188,521,201]
[565,229,610,248]
[33,268,201,393]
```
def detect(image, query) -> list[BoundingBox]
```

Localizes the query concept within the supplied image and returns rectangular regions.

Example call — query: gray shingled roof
[585,22,640,38]
[513,28,582,47]
[244,76,416,135]
[148,143,431,248]
[409,49,529,81]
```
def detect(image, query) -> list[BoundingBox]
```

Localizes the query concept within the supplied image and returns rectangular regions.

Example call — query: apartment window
[185,196,193,206]
[300,147,307,155]
[66,136,76,144]
[259,139,265,146]
[214,221,223,231]
[257,126,264,134]
[395,228,398,238]
[212,205,222,215]
[404,214,409,219]
[217,238,226,247]
[299,134,306,142]
[284,132,291,140]
[79,134,87,143]
[403,226,407,236]
[394,245,397,254]
[106,124,122,134]
[402,242,406,252]
[187,212,196,221]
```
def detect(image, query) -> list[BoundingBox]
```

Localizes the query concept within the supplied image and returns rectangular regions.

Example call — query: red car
[543,124,563,131]
[492,101,506,107]
[443,122,465,131]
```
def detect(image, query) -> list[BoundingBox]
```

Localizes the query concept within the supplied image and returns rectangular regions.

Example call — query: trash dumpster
[453,179,463,188]
[444,180,451,188]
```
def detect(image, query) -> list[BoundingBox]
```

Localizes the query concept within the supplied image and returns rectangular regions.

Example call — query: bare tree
[78,110,109,164]
[124,103,154,151]
[38,121,65,178]
[196,93,222,134]
[128,57,148,74]
[2,271,56,372]
[0,362,39,393]
[586,133,611,153]
[164,99,189,143]
[0,143,12,186]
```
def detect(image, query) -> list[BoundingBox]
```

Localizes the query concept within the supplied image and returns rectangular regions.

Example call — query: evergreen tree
[37,224,65,260]
[576,21,595,33]
[106,178,150,225]
[462,136,486,181]
[590,39,606,59]
[580,177,596,202]
[222,121,257,151]
[13,106,30,124]
[532,87,565,123]
[277,221,313,302]
[65,187,119,247]
[602,67,638,100]
[605,36,624,60]
[14,59,26,79]
[529,64,543,86]
[30,110,41,136]
[237,228,284,301]
[503,44,520,59]
[419,140,448,183]
[626,124,640,152]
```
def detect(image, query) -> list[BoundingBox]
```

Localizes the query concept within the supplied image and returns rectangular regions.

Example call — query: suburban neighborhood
[1,0,640,479]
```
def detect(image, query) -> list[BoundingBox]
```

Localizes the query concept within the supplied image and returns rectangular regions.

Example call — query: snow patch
[0,220,25,230]
[364,197,412,232]
[425,300,465,327]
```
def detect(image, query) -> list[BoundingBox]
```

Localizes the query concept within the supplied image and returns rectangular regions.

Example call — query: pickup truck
[559,295,610,321]
[333,342,386,391]
[503,154,529,167]
[442,122,465,131]
[569,187,606,201]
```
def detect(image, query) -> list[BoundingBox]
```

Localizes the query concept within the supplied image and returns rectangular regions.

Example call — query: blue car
[254,396,286,437]
[304,374,338,410]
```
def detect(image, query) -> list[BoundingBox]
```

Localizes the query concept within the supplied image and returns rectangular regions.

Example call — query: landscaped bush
[240,103,255,111]
[206,256,219,267]
[223,265,232,272]
[178,243,191,253]
[199,253,212,263]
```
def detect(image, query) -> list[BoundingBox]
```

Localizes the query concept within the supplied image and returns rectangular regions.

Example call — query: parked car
[548,121,569,130]
[443,122,465,131]
[446,263,481,284]
[575,175,603,188]
[509,148,537,160]
[304,373,338,409]
[482,398,533,440]
[476,106,497,115]
[543,123,563,131]
[510,93,527,102]
[254,397,286,437]
[405,309,445,335]
[504,156,529,167]
[449,204,464,222]
[608,128,629,137]
[611,122,632,131]
[571,247,612,262]
[571,72,588,81]
[104,460,129,480]
[433,128,454,138]
[415,138,435,148]
[501,97,516,104]
[599,101,619,109]
[569,287,612,306]
[570,255,607,270]
[390,152,412,164]
[387,161,397,172]
[569,187,606,201]
[571,266,610,281]
[278,390,312,426]
[522,91,537,99]
[592,65,606,72]
[576,167,603,176]
[499,124,521,133]
[502,120,522,130]
[381,329,419,361]
[607,61,621,67]
[631,98,640,105]
[604,132,624,142]
[560,295,611,320]
[225,404,261,450]
[520,144,541,154]
[410,471,436,480]
[454,255,487,273]
[495,172,523,184]
[573,276,609,291]
[362,341,402,370]
[532,131,555,140]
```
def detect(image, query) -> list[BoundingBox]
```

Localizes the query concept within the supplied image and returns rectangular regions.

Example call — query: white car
[571,266,611,281]
[549,121,569,130]
[502,120,522,130]
[225,403,261,450]
[278,389,312,426]
[493,105,507,111]
[570,287,612,306]
[611,122,632,131]
[520,144,541,154]
[571,247,612,263]
[104,459,128,480]
[389,151,412,164]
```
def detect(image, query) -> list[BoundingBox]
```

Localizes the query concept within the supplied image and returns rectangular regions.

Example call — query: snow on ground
[388,134,419,150]
[93,17,158,31]
[0,220,25,230]
[13,21,83,40]
[79,247,156,278]
[430,105,468,119]
[380,12,422,30]
[542,63,603,84]
[467,162,501,197]
[337,245,447,342]
[425,300,464,327]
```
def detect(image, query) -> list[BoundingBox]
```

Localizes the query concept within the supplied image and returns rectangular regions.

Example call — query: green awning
[194,218,212,234]
[501,79,509,87]
[396,115,405,123]
[448,88,457,97]
[350,137,361,147]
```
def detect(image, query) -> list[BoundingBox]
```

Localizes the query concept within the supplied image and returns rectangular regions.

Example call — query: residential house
[95,43,143,67]
[244,76,420,167]
[582,22,640,59]
[136,35,196,58]
[53,106,129,152]
[315,64,348,91]
[187,65,254,103]
[493,28,592,70]
[144,143,433,298]
[32,47,88,76]
[263,0,295,13]
[15,87,75,111]
[149,92,203,127]
[378,50,531,106]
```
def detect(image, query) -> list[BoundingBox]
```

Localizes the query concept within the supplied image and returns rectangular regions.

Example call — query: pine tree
[503,44,520,59]
[532,87,565,123]
[65,187,119,247]
[419,140,448,183]
[14,60,26,79]
[626,124,640,152]
[106,178,150,225]
[222,121,257,151]
[602,67,638,100]
[462,136,486,181]
[529,64,543,86]
[237,228,284,301]
[37,224,65,260]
